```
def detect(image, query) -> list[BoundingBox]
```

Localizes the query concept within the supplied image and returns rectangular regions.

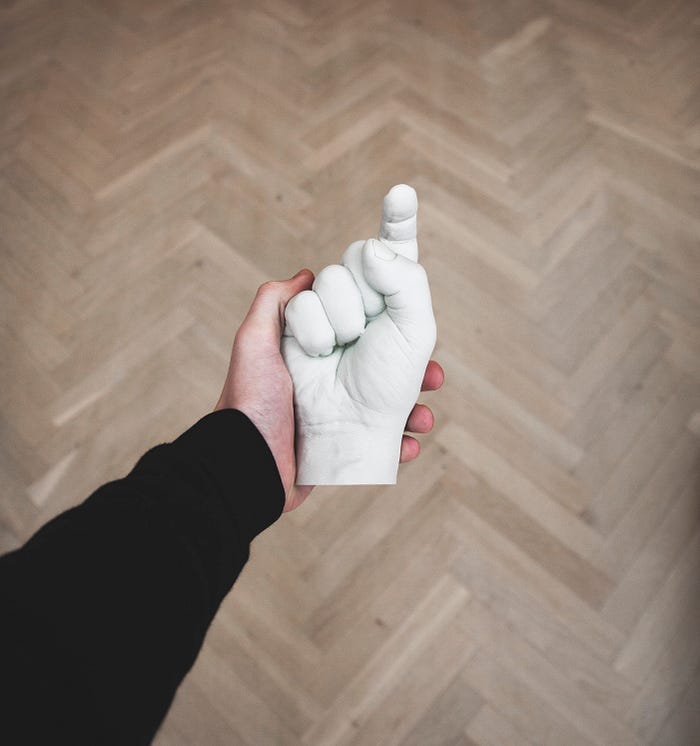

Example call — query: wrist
[295,419,403,485]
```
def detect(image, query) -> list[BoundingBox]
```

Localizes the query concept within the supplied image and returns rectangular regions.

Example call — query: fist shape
[282,185,436,485]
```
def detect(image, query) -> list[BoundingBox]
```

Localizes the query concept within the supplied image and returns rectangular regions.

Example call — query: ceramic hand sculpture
[282,184,437,485]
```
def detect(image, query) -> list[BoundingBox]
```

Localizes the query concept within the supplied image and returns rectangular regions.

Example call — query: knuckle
[257,280,280,296]
[315,264,344,287]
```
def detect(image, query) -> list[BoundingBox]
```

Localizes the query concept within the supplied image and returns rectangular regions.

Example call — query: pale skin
[215,269,444,512]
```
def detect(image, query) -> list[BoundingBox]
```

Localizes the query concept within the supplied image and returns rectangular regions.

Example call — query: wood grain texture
[1,1,699,744]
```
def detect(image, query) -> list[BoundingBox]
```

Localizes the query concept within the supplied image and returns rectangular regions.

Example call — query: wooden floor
[2,0,700,744]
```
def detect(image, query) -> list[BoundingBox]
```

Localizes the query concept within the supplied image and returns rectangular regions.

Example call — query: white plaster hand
[282,185,437,485]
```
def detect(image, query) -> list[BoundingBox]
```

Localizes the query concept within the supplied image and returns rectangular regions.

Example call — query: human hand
[214,268,442,508]
[282,185,439,485]
[215,184,442,505]
[215,270,315,511]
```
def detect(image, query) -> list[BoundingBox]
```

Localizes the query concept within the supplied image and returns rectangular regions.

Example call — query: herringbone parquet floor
[2,1,699,744]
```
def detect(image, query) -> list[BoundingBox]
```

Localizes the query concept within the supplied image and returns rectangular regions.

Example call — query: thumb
[362,238,436,347]
[244,269,314,342]
[378,183,419,261]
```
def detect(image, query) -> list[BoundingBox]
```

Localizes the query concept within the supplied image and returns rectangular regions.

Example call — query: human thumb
[362,238,436,349]
[245,269,314,342]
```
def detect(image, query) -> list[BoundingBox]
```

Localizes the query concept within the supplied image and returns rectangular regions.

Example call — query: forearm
[0,410,284,745]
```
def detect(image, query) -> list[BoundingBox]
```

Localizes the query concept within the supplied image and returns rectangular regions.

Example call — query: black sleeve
[0,409,285,746]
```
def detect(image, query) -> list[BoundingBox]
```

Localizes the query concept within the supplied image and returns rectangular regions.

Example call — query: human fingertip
[428,360,445,388]
[400,435,421,463]
[280,270,313,303]
[292,268,315,287]
[420,360,444,392]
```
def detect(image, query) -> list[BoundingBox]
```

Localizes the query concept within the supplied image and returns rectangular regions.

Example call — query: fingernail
[373,239,396,261]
